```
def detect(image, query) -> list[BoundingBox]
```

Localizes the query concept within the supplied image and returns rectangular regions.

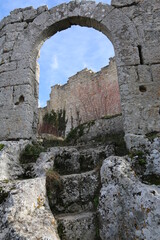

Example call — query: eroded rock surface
[0,178,60,240]
[44,145,114,240]
[99,156,160,240]
[0,134,160,240]
[0,140,30,180]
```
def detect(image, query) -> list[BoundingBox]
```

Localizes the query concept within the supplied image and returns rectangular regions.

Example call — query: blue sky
[0,0,114,107]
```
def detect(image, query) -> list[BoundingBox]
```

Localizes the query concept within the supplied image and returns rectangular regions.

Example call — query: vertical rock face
[0,140,29,180]
[99,156,160,240]
[38,58,121,134]
[0,178,60,240]
[0,1,160,144]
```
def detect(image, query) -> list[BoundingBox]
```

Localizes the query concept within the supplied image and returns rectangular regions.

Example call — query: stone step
[54,145,114,175]
[55,211,97,240]
[48,169,100,214]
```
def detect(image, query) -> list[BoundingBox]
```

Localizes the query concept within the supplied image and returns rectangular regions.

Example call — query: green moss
[66,124,85,143]
[0,144,4,151]
[93,196,99,209]
[129,150,144,159]
[129,150,147,166]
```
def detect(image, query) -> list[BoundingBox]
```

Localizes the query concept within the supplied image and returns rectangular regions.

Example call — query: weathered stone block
[0,68,35,88]
[99,156,160,240]
[0,36,5,48]
[37,5,48,14]
[0,86,13,107]
[56,212,97,240]
[111,0,140,7]
[3,22,27,33]
[3,41,15,53]
[80,170,100,202]
[10,6,33,15]
[33,11,51,26]
[54,148,80,174]
[9,12,23,23]
[0,177,60,239]
[137,65,152,83]
[13,84,34,106]
[142,44,160,64]
[151,64,160,82]
[60,174,81,205]
[6,32,19,41]
[23,9,37,22]
[0,62,17,74]
[0,105,34,140]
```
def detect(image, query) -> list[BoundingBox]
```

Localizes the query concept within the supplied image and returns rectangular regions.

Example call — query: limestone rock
[0,178,60,240]
[33,147,60,177]
[33,145,114,177]
[111,0,140,7]
[0,140,30,180]
[99,156,160,240]
[56,211,97,240]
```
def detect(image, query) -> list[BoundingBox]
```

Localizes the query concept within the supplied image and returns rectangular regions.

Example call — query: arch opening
[37,25,122,139]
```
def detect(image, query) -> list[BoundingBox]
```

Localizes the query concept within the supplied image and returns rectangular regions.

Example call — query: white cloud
[38,99,46,108]
[51,55,59,70]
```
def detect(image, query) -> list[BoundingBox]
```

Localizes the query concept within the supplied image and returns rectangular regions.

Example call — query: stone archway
[0,1,159,143]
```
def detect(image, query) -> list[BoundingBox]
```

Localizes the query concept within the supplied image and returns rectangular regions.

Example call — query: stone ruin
[0,1,160,240]
[38,57,121,135]
[0,0,160,147]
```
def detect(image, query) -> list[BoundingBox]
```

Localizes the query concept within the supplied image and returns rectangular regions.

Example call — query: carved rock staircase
[47,146,114,240]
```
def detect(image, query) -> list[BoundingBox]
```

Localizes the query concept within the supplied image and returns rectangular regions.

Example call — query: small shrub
[129,150,144,159]
[46,169,62,190]
[0,144,4,151]
[20,143,45,164]
[40,109,68,137]
[138,158,147,166]
[146,131,160,142]
[66,122,91,144]
[129,150,147,166]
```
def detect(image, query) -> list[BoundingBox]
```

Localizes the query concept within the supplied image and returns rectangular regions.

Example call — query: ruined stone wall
[0,1,160,145]
[38,58,121,134]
